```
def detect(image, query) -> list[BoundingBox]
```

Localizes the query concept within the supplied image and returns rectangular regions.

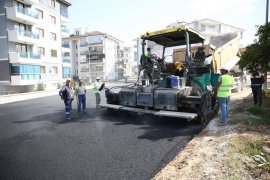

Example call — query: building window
[51,50,57,57]
[51,66,58,74]
[37,28,44,38]
[50,0,55,8]
[50,32,56,41]
[38,47,45,56]
[40,66,46,74]
[63,67,70,78]
[50,15,56,24]
[11,64,41,80]
[36,9,43,19]
[16,43,27,53]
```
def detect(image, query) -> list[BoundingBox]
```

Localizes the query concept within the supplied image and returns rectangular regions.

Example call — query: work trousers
[78,94,86,113]
[64,100,72,119]
[95,93,101,108]
[251,86,262,107]
[218,96,230,123]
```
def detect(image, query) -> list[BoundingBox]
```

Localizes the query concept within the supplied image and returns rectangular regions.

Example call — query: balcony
[11,74,40,85]
[81,68,90,72]
[60,11,69,24]
[80,50,89,55]
[63,58,71,67]
[88,53,105,61]
[62,42,70,52]
[8,29,39,44]
[63,74,71,78]
[17,0,39,5]
[61,27,69,37]
[6,6,39,25]
[9,51,41,64]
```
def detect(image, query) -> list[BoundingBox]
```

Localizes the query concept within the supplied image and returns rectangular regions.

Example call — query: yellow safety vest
[145,51,150,57]
[217,74,234,98]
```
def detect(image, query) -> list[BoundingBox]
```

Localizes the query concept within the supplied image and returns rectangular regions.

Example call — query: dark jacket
[251,72,265,88]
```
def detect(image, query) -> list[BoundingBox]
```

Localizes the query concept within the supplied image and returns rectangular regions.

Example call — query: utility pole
[264,0,269,89]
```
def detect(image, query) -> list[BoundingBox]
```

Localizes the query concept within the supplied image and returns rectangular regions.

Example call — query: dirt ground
[153,89,270,180]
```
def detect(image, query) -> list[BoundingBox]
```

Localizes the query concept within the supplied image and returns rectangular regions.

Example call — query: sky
[67,0,268,46]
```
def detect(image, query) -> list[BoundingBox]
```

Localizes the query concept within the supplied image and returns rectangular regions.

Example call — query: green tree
[238,23,270,73]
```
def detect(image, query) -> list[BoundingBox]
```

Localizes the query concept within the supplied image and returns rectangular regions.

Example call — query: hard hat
[96,77,100,80]
[219,67,229,71]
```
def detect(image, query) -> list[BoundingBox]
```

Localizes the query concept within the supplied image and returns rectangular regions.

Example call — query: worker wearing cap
[76,79,87,114]
[60,79,73,120]
[93,77,102,108]
[213,67,234,126]
[145,47,158,64]
[251,69,265,107]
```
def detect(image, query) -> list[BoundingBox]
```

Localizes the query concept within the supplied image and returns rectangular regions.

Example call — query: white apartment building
[64,29,126,82]
[168,18,245,46]
[0,0,71,94]
[117,45,134,79]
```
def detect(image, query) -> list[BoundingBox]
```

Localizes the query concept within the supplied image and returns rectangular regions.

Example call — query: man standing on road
[251,69,265,107]
[60,79,73,120]
[213,67,234,126]
[92,77,104,108]
[76,79,87,114]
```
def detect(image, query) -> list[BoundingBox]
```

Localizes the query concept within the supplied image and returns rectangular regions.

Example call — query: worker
[92,77,104,108]
[194,47,206,61]
[212,67,234,126]
[251,69,265,107]
[76,79,87,114]
[59,79,73,120]
[145,47,158,64]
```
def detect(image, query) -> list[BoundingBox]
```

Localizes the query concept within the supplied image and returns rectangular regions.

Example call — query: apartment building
[116,46,134,79]
[64,29,125,82]
[0,0,71,94]
[167,18,245,46]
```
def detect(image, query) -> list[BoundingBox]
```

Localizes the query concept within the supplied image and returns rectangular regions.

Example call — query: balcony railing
[63,58,71,63]
[61,27,69,33]
[60,10,69,18]
[63,74,71,78]
[18,29,39,39]
[80,41,87,46]
[62,44,70,48]
[81,68,90,72]
[19,51,40,59]
[80,50,89,55]
[16,6,38,19]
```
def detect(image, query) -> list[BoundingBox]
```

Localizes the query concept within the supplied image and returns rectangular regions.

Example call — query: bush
[57,82,62,89]
[36,83,45,91]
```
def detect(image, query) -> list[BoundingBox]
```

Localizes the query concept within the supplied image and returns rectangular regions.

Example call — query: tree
[238,23,270,74]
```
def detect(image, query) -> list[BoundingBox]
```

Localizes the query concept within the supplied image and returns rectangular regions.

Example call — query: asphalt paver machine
[100,25,219,124]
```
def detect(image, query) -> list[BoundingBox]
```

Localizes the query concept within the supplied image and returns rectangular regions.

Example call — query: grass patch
[232,106,247,113]
[230,104,270,126]
[232,136,270,171]
[230,118,269,126]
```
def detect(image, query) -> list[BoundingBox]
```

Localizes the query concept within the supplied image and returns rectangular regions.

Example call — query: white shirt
[77,85,86,95]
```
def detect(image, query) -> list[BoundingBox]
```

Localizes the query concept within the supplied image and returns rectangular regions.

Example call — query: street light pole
[267,0,269,24]
[264,0,269,89]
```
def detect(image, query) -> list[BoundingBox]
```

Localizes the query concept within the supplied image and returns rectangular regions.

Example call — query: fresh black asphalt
[0,90,202,180]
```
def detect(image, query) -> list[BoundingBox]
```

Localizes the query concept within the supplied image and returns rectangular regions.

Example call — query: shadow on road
[99,109,203,141]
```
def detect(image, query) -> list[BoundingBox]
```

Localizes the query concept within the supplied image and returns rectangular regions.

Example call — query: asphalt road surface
[0,90,202,180]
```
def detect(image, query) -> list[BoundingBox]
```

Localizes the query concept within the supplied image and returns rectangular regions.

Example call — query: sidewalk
[0,81,133,105]
[0,89,59,105]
